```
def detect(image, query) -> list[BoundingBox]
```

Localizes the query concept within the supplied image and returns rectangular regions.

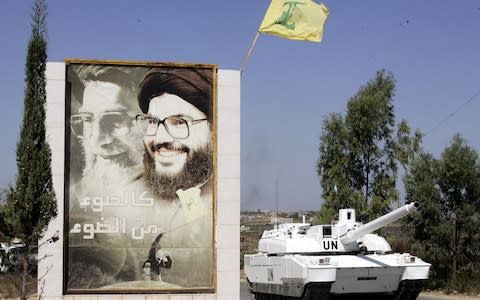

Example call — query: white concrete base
[40,63,240,300]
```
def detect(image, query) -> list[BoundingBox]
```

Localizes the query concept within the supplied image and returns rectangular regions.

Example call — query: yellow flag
[259,0,329,42]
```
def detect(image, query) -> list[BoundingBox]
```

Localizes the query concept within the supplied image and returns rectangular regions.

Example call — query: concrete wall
[39,62,240,300]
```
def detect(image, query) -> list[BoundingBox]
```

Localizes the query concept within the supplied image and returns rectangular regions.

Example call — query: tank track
[390,279,427,300]
[302,283,333,300]
[251,283,333,300]
[327,280,426,300]
[250,280,426,300]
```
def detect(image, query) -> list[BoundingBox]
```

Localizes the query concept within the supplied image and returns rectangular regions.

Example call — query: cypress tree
[0,0,57,298]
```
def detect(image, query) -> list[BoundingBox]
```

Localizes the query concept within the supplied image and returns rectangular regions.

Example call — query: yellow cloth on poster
[176,187,208,223]
[259,0,329,42]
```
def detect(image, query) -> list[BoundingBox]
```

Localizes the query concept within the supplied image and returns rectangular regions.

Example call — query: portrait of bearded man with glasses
[136,68,214,201]
[66,64,148,290]
[134,67,215,288]
[65,64,215,291]
[69,65,145,191]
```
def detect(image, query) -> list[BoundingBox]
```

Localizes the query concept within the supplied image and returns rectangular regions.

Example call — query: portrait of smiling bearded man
[65,64,216,291]
[137,68,214,200]
[142,95,213,200]
[134,67,216,288]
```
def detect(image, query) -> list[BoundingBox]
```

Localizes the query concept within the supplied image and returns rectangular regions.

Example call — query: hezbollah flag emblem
[259,0,329,42]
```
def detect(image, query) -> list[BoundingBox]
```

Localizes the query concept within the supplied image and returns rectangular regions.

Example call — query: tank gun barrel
[340,202,419,245]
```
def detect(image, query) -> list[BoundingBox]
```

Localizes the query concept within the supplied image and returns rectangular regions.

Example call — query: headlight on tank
[400,254,415,263]
[319,257,331,265]
[405,255,416,263]
[396,253,417,264]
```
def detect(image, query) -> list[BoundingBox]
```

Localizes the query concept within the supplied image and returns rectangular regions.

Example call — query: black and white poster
[65,61,216,293]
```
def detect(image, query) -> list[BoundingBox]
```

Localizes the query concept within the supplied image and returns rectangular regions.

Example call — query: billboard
[64,61,216,293]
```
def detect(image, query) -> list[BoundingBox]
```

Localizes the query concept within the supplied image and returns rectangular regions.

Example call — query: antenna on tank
[275,179,279,230]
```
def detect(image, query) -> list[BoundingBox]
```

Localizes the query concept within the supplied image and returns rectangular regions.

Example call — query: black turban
[137,68,213,122]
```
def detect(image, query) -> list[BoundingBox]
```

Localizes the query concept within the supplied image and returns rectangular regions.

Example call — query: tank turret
[340,202,419,244]
[244,202,430,300]
[257,202,420,254]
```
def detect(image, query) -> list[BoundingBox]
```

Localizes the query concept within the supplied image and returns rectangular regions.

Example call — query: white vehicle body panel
[244,203,431,298]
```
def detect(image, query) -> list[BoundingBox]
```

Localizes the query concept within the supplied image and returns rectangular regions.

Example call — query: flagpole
[240,31,261,75]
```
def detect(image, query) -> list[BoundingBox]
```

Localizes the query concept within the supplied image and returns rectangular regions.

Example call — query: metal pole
[240,31,261,75]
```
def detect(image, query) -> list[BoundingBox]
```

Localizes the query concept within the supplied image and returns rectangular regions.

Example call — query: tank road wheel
[253,292,275,300]
[253,292,264,300]
[302,283,333,300]
[391,280,427,300]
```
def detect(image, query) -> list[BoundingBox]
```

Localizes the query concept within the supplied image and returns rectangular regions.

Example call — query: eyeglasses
[136,114,207,139]
[70,112,134,139]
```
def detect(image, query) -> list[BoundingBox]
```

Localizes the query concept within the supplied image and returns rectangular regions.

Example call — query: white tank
[244,202,430,300]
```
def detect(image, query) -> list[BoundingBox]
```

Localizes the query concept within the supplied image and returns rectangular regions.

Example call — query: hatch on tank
[338,208,356,225]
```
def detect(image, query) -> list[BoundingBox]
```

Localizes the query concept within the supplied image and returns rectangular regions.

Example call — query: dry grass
[0,273,37,299]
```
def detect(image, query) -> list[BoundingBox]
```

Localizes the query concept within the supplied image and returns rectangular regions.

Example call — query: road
[240,281,478,300]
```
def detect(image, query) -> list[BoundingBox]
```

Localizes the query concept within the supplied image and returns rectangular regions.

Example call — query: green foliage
[317,70,421,222]
[3,0,57,244]
[404,134,480,291]
[0,0,56,245]
[0,187,8,206]
[0,3,57,298]
[0,187,15,242]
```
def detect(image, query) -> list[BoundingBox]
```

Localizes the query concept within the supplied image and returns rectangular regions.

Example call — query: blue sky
[1,1,479,210]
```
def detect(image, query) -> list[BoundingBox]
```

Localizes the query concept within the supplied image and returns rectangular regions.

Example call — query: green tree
[0,0,57,298]
[316,113,363,222]
[317,70,421,222]
[404,134,480,291]
[0,187,15,240]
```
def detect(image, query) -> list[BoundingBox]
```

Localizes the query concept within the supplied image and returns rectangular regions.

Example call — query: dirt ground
[421,291,480,300]
[0,273,36,299]
[2,273,479,300]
